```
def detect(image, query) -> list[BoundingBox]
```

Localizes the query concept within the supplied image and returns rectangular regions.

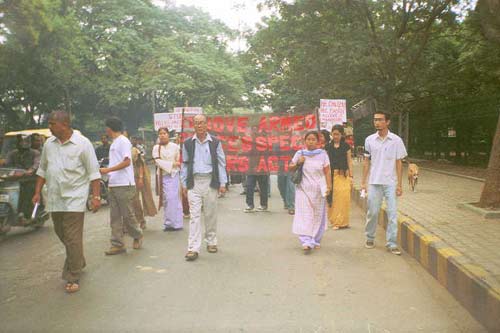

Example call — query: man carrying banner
[181,114,228,261]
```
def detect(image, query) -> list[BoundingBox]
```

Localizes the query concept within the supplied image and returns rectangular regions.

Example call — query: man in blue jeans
[361,112,407,255]
[244,174,269,212]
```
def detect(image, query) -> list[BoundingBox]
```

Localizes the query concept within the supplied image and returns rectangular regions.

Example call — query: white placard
[319,99,347,131]
[154,112,198,131]
[173,107,203,114]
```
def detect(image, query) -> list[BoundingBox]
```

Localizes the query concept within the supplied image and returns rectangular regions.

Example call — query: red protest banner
[180,112,317,174]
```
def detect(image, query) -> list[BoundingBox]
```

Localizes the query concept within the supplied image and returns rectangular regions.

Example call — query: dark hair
[105,117,123,132]
[158,127,169,134]
[331,124,345,135]
[320,129,330,144]
[49,110,71,125]
[304,131,320,141]
[331,124,346,143]
[374,112,391,121]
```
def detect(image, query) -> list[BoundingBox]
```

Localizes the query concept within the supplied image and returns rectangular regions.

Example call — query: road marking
[3,295,17,303]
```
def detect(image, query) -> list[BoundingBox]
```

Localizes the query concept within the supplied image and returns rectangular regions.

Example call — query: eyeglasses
[194,122,207,126]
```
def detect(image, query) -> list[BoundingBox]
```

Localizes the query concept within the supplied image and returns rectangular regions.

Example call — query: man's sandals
[65,281,80,293]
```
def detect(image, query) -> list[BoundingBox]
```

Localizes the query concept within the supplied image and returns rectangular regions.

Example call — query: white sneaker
[244,206,255,213]
[388,247,402,255]
[256,206,268,212]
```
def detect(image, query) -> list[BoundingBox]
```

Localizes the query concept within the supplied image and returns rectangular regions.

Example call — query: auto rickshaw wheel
[0,217,11,235]
[33,219,46,229]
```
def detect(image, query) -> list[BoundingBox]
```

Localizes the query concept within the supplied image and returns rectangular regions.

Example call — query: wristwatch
[93,196,101,200]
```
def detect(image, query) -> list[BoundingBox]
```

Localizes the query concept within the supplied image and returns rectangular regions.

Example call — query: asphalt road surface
[0,178,485,332]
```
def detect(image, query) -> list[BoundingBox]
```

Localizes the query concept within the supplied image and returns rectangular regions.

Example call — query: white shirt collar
[193,133,212,143]
[376,130,394,141]
[50,130,79,145]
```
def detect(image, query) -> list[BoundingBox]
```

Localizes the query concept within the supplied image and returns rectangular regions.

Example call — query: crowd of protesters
[13,110,406,293]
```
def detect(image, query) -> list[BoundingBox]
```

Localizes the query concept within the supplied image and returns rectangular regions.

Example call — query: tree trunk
[478,113,500,208]
[477,0,500,43]
[477,0,500,208]
[25,103,35,127]
[64,88,72,117]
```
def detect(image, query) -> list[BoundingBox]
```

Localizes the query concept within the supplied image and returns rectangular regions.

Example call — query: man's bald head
[193,114,208,138]
[193,114,207,123]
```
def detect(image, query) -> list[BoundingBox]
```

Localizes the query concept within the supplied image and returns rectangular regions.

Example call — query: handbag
[291,163,303,184]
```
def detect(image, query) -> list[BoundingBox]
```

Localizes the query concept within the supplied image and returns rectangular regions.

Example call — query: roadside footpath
[352,161,500,331]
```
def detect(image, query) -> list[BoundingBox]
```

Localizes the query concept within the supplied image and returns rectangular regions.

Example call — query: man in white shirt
[100,117,144,255]
[361,112,407,255]
[33,110,101,293]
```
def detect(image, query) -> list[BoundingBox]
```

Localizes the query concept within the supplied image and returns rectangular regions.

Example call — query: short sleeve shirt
[36,131,101,212]
[364,131,407,185]
[108,135,135,187]
[327,141,350,171]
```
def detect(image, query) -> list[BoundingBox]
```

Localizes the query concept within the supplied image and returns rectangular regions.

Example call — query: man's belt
[194,172,212,177]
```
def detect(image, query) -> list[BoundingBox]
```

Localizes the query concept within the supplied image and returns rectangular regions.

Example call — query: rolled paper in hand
[31,202,39,219]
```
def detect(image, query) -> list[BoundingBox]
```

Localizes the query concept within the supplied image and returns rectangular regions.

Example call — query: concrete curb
[457,202,500,219]
[352,186,500,332]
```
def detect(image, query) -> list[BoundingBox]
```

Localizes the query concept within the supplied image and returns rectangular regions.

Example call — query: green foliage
[244,0,499,165]
[0,0,246,133]
[245,0,460,112]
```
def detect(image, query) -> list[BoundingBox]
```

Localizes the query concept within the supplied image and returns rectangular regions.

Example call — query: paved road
[0,179,485,332]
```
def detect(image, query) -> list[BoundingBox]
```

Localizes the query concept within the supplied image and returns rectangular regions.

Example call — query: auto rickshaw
[0,129,51,235]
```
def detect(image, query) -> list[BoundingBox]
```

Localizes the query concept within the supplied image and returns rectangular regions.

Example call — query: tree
[245,0,499,177]
[477,0,500,208]
[0,0,247,134]
[246,0,457,113]
[0,0,66,127]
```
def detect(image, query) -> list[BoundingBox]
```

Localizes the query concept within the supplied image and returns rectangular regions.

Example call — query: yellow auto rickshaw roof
[4,129,81,138]
[4,129,53,138]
